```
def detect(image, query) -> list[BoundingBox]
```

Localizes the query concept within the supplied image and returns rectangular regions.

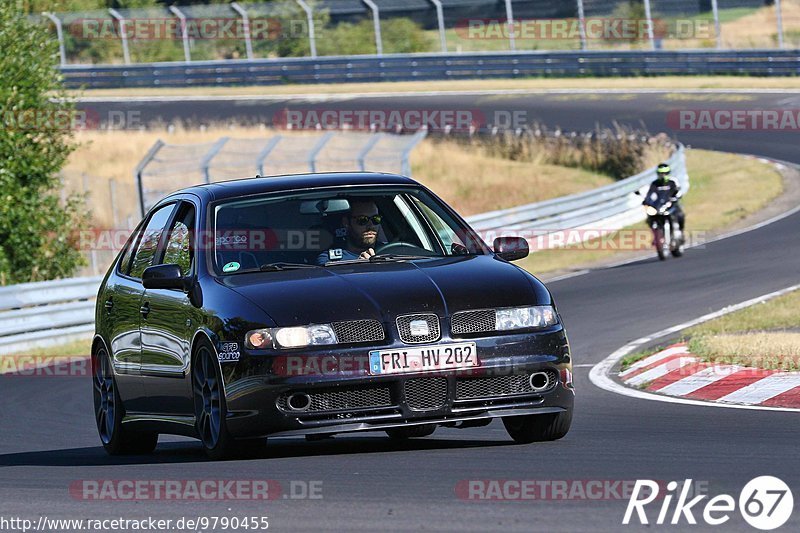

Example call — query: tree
[0,2,89,284]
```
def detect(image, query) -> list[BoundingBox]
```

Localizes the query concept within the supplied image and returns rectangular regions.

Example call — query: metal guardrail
[0,148,687,354]
[60,49,800,89]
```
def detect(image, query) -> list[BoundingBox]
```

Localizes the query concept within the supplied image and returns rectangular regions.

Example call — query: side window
[162,204,195,276]
[129,204,175,279]
[411,197,466,252]
[117,226,140,276]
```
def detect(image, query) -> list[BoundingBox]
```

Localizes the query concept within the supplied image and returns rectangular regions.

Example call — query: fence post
[295,0,317,58]
[308,132,334,172]
[362,0,383,55]
[775,0,785,49]
[230,2,254,60]
[42,12,66,66]
[428,0,447,52]
[356,134,383,171]
[169,5,192,62]
[503,0,516,51]
[108,8,131,64]
[201,137,230,184]
[576,0,587,51]
[710,0,721,49]
[643,0,655,50]
[256,136,283,176]
[134,140,165,217]
[109,179,119,227]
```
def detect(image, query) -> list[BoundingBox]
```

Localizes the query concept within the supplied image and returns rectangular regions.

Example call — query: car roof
[168,172,419,203]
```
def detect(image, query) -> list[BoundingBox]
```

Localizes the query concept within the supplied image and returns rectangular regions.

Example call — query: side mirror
[493,236,529,262]
[142,264,191,291]
[633,189,641,196]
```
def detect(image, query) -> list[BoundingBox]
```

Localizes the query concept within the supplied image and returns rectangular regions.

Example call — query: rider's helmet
[656,163,671,183]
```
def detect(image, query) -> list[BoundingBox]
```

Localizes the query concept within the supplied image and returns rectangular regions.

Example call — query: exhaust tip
[286,392,312,411]
[529,372,551,392]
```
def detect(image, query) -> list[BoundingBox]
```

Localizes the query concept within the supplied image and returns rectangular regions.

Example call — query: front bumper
[221,328,573,438]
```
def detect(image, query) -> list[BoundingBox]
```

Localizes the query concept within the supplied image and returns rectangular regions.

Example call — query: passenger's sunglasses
[352,215,383,226]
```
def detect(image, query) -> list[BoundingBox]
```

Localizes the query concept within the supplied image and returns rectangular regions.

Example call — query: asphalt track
[1,92,799,532]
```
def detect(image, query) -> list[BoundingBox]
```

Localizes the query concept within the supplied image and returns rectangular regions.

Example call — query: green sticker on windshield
[222,261,240,273]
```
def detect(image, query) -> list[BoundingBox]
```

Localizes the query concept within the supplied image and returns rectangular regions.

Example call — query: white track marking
[717,374,800,405]
[656,364,743,395]
[624,357,698,387]
[619,345,688,378]
[589,283,800,413]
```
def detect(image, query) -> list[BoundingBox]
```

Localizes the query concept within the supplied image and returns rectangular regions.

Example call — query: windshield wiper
[369,254,433,262]
[259,262,320,271]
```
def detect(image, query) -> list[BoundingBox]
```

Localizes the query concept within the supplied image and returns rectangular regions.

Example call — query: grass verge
[622,289,800,372]
[74,76,800,98]
[516,149,784,276]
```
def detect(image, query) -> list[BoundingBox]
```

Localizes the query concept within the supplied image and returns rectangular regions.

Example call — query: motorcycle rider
[644,163,685,241]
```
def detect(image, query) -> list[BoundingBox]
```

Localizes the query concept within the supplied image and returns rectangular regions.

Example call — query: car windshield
[213,186,488,274]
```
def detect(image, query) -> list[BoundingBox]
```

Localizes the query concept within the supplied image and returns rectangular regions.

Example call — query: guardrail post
[108,8,131,64]
[256,136,283,176]
[576,0,587,51]
[428,0,447,52]
[201,137,230,184]
[134,140,165,217]
[169,5,192,62]
[503,0,516,51]
[775,0,785,49]
[356,134,383,171]
[231,2,254,60]
[362,0,383,56]
[42,12,66,66]
[308,132,334,172]
[642,0,655,50]
[710,0,722,49]
[295,0,317,58]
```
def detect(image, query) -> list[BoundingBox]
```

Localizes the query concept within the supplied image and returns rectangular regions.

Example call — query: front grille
[277,386,392,413]
[396,314,441,344]
[451,309,496,336]
[456,371,558,400]
[404,377,447,411]
[331,319,385,344]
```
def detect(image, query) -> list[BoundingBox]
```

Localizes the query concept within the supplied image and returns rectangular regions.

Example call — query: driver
[645,163,686,236]
[316,199,385,264]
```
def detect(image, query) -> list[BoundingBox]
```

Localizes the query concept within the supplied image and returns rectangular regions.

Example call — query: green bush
[0,2,89,284]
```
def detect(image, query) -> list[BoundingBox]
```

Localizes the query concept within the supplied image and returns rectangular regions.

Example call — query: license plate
[369,342,478,375]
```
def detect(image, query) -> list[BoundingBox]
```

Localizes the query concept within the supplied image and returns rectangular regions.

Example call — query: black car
[93,172,574,459]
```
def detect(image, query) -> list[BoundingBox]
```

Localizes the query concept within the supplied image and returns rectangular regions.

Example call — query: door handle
[104,298,114,311]
[140,302,150,319]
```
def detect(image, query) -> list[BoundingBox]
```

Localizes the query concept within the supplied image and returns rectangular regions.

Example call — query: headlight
[495,305,558,331]
[275,324,339,349]
[645,206,658,217]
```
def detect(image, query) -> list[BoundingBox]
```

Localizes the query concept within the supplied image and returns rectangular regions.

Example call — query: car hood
[220,255,550,326]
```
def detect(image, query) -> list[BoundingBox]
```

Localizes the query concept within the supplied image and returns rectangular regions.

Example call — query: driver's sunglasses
[352,214,382,226]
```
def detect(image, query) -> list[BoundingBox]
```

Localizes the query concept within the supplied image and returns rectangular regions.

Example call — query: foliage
[0,2,89,284]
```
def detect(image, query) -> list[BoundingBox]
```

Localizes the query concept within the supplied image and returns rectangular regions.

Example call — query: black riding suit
[644,178,685,231]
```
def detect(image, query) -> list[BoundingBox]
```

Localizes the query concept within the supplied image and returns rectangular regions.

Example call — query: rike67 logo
[624,477,794,530]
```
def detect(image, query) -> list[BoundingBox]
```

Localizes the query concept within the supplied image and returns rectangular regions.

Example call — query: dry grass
[689,332,800,371]
[516,148,784,276]
[74,76,800,99]
[685,289,800,337]
[6,339,92,358]
[65,127,616,229]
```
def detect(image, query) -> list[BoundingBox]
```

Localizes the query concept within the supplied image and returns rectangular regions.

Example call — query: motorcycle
[637,187,684,261]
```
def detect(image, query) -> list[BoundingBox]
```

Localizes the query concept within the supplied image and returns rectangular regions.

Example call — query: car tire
[93,346,158,456]
[502,410,572,444]
[192,339,237,460]
[386,424,436,440]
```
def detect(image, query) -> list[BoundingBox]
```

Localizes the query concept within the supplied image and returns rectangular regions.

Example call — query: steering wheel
[374,241,427,255]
